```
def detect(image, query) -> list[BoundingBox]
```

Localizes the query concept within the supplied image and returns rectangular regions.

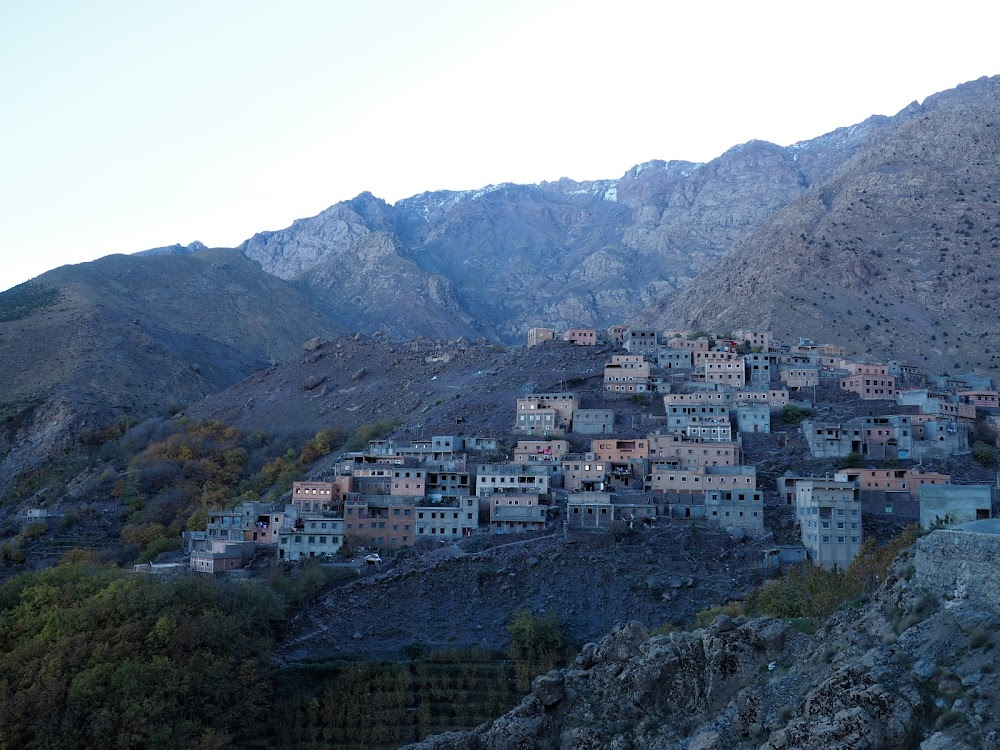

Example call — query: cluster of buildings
[179,323,998,574]
[519,324,999,569]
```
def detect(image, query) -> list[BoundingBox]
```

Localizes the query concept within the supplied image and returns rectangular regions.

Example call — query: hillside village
[171,324,1000,577]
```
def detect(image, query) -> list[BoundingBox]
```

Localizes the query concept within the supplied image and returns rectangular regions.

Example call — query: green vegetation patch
[0,562,284,750]
[0,282,64,322]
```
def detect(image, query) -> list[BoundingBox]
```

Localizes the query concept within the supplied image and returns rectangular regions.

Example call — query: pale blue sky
[1,0,997,292]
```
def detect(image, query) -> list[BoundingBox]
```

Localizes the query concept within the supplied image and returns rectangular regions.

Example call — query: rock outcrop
[405,528,1000,749]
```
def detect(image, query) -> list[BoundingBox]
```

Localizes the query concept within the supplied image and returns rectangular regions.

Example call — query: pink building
[840,363,896,400]
[563,328,598,345]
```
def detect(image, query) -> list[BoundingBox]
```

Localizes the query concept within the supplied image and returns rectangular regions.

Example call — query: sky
[1,0,998,292]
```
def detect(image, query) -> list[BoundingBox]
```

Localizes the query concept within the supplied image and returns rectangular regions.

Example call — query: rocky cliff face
[405,528,1000,750]
[649,76,1000,375]
[238,123,878,341]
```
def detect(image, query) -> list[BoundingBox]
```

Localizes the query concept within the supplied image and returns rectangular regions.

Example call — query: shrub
[841,452,865,469]
[780,404,813,425]
[973,440,997,467]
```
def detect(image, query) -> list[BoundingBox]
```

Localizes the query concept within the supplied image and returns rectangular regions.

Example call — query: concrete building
[566,491,615,529]
[918,484,992,529]
[560,454,608,492]
[343,496,416,550]
[623,328,658,356]
[684,416,733,442]
[840,363,897,400]
[276,515,344,561]
[527,327,556,347]
[656,348,693,370]
[475,463,550,497]
[490,494,546,533]
[647,432,741,469]
[795,479,862,570]
[515,393,578,435]
[646,464,756,494]
[706,489,764,533]
[802,421,864,458]
[665,402,730,434]
[416,495,478,539]
[735,403,770,433]
[191,541,256,573]
[563,328,598,345]
[513,439,570,464]
[424,467,472,501]
[572,409,616,435]
[731,387,789,409]
[744,352,772,385]
[603,354,651,395]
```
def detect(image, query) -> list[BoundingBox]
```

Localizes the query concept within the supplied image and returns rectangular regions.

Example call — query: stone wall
[913,529,1000,604]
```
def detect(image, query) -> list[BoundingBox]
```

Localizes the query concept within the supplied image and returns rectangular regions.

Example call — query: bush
[973,440,997,467]
[779,404,813,425]
[841,452,865,469]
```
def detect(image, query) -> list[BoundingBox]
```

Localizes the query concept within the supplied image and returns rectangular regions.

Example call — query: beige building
[515,393,578,435]
[391,467,426,496]
[291,481,338,512]
[343,496,417,550]
[795,479,862,570]
[560,453,608,492]
[513,439,570,464]
[840,363,897,400]
[591,438,649,462]
[563,328,597,345]
[780,367,819,390]
[527,327,556,347]
[603,354,651,394]
[705,356,747,387]
[835,468,950,499]
[733,329,772,352]
[647,432,740,469]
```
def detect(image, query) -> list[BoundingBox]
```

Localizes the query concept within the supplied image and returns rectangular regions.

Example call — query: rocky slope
[649,76,1000,376]
[0,248,340,495]
[405,527,1000,750]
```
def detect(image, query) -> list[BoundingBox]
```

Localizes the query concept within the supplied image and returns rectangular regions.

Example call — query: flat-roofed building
[490,494,546,533]
[706,489,764,533]
[795,479,862,570]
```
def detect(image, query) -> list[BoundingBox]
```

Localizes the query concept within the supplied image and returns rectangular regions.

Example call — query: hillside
[0,248,340,494]
[650,76,1000,376]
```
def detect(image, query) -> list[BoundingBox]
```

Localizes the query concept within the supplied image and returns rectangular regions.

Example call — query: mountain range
[2,75,998,494]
